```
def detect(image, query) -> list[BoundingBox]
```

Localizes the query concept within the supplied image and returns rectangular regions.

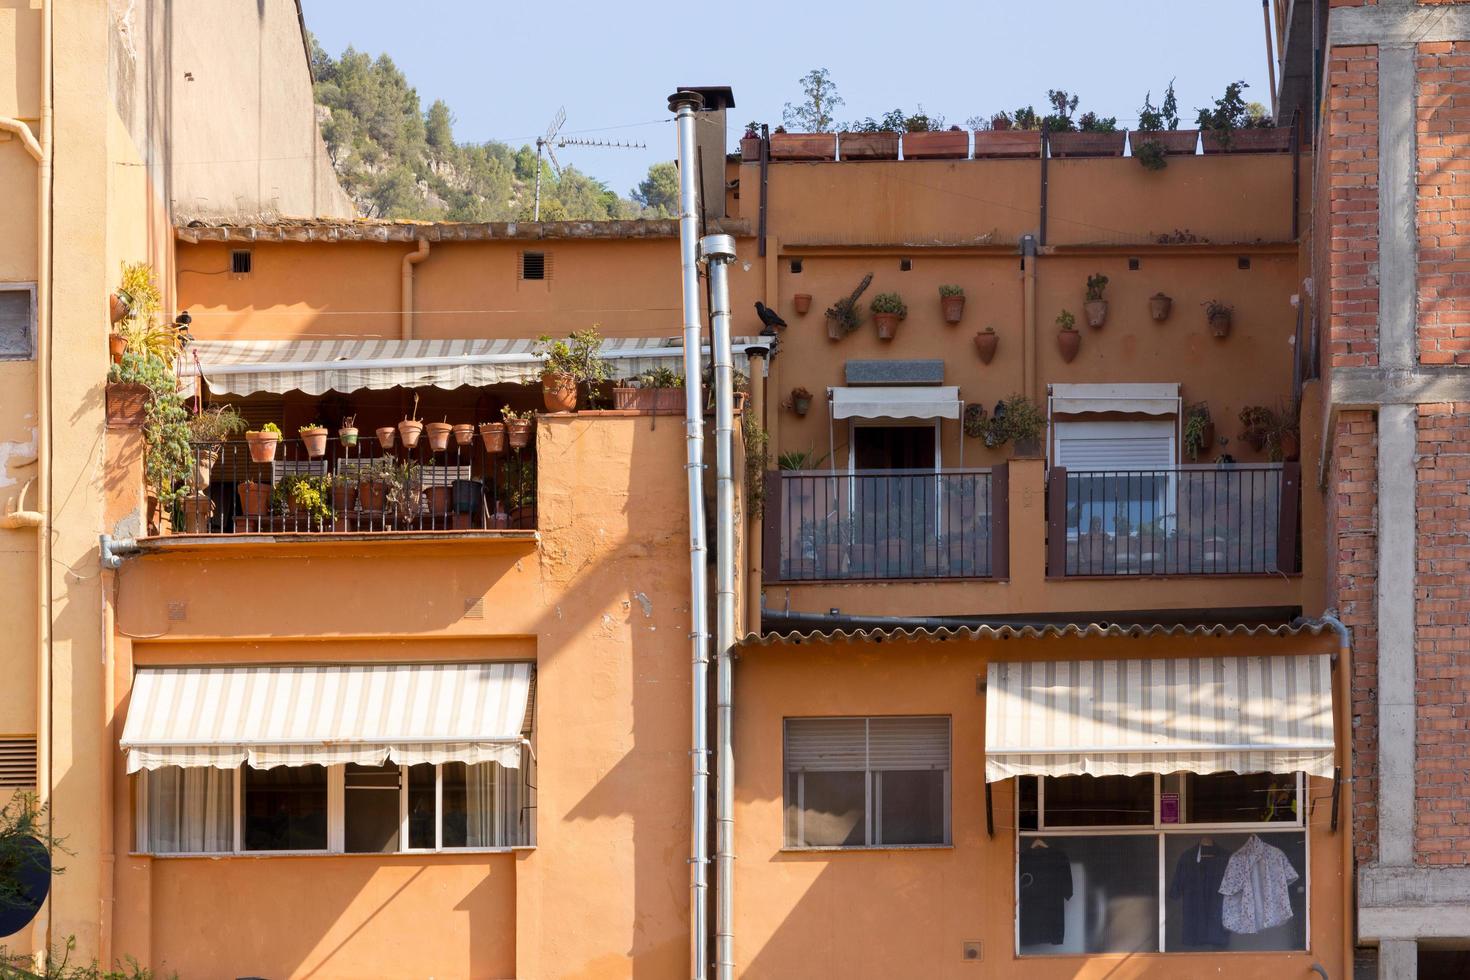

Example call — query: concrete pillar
[1379,940,1417,980]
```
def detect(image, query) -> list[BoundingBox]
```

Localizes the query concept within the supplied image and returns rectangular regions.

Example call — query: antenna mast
[533,107,565,221]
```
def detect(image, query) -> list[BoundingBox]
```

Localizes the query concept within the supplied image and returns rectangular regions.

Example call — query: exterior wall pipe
[700,232,738,980]
[401,238,430,339]
[668,89,711,980]
[1021,235,1037,400]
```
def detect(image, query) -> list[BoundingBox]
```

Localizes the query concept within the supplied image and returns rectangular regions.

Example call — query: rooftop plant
[1042,90,1080,133]
[1195,80,1274,148]
[536,327,608,383]
[1077,111,1118,134]
[635,366,683,389]
[1137,80,1180,133]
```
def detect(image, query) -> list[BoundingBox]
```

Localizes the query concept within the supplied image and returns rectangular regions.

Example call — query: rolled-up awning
[184,336,761,397]
[830,385,961,421]
[120,662,532,773]
[984,655,1334,782]
[1049,382,1179,416]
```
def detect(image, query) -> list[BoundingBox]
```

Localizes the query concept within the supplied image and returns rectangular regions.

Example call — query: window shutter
[0,737,37,788]
[867,716,950,770]
[784,718,866,771]
[0,288,34,359]
[1054,420,1176,470]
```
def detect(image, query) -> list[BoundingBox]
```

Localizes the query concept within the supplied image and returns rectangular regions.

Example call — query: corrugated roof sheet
[738,620,1339,648]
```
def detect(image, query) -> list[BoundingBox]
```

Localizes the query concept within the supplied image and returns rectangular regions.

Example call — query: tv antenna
[531,109,649,220]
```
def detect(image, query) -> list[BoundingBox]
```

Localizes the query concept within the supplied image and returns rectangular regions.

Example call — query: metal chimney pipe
[700,232,738,980]
[669,89,711,980]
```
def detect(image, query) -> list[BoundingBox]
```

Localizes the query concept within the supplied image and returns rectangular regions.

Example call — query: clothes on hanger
[1219,834,1299,934]
[1168,840,1230,947]
[1019,841,1074,946]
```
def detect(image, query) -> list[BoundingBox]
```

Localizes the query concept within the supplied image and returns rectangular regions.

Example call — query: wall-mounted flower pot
[245,430,280,463]
[376,426,397,451]
[613,387,684,413]
[826,316,845,341]
[1049,131,1127,158]
[740,136,763,162]
[479,422,507,453]
[792,390,813,416]
[769,133,836,161]
[793,294,813,315]
[109,291,131,325]
[839,132,899,160]
[903,130,969,159]
[874,312,901,340]
[941,294,966,325]
[339,426,359,447]
[505,418,532,449]
[1149,293,1173,322]
[1127,130,1199,156]
[1200,127,1292,154]
[541,371,578,412]
[973,328,999,364]
[452,423,476,447]
[300,426,328,458]
[105,382,149,428]
[1057,328,1081,363]
[1084,300,1109,329]
[108,332,127,365]
[1208,310,1233,338]
[237,481,271,517]
[398,419,424,449]
[426,421,453,452]
[972,130,1041,158]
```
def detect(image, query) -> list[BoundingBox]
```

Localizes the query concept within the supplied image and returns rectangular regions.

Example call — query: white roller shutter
[1054,420,1176,470]
[785,716,950,772]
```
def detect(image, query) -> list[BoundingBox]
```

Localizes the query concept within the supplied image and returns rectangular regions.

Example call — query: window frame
[0,282,37,361]
[1014,772,1310,957]
[134,751,535,857]
[783,714,952,851]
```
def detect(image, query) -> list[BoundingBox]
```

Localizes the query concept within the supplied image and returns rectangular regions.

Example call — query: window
[1016,773,1308,956]
[519,251,547,280]
[783,716,950,848]
[137,755,533,855]
[0,284,36,359]
[230,249,252,276]
[789,258,803,274]
[1054,420,1176,536]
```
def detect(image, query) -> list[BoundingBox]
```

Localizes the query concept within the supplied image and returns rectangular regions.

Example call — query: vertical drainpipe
[1021,235,1037,401]
[36,0,54,958]
[401,238,430,340]
[700,232,737,980]
[668,89,710,980]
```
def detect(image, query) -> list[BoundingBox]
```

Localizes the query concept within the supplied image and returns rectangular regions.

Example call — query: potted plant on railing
[387,461,424,525]
[186,404,247,491]
[377,425,396,450]
[398,394,424,449]
[536,327,607,413]
[330,471,358,520]
[1204,299,1234,337]
[479,419,507,453]
[237,480,272,520]
[502,406,534,449]
[426,418,454,452]
[871,292,907,341]
[357,458,396,515]
[825,274,872,341]
[339,415,359,447]
[452,423,476,447]
[973,109,1043,158]
[276,473,333,529]
[614,367,684,412]
[1197,80,1289,153]
[1056,309,1081,362]
[790,386,813,416]
[1083,274,1109,328]
[981,393,1046,457]
[740,121,763,162]
[1183,402,1216,461]
[1129,81,1196,169]
[245,422,282,463]
[1044,91,1125,158]
[939,284,966,324]
[299,421,329,458]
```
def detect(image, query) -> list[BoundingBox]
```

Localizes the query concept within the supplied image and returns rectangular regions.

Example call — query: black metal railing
[766,468,1002,581]
[155,431,536,536]
[1047,463,1299,576]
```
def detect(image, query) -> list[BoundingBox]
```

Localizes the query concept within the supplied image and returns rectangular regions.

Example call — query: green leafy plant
[536,327,608,384]
[1042,89,1079,133]
[742,414,769,517]
[870,292,907,318]
[1056,309,1077,331]
[0,793,66,928]
[1195,80,1272,149]
[1137,82,1179,133]
[1204,299,1234,320]
[298,421,325,432]
[1135,139,1168,171]
[1085,274,1109,302]
[115,262,182,368]
[939,284,964,298]
[275,473,333,524]
[825,273,873,336]
[1,936,174,979]
[1183,402,1213,461]
[1238,403,1299,461]
[963,403,988,439]
[108,353,190,510]
[1078,111,1118,134]
[186,405,247,445]
[501,406,534,422]
[777,449,828,471]
[259,422,282,436]
[979,394,1046,450]
[635,367,683,389]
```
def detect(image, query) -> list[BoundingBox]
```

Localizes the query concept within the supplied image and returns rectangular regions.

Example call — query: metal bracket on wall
[1330,765,1341,833]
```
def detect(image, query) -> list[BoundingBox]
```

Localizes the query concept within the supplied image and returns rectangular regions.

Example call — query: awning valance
[184,337,762,397]
[984,655,1334,782]
[830,385,961,421]
[1049,382,1180,416]
[120,662,532,773]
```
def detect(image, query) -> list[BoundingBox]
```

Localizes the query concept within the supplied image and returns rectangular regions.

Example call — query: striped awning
[984,655,1335,782]
[120,662,533,773]
[183,336,761,397]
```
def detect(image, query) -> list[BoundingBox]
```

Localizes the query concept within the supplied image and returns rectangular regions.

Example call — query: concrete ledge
[1331,4,1470,46]
[1359,865,1470,941]
[1331,367,1470,408]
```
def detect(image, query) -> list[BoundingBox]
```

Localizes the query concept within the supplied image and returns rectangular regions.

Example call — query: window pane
[407,764,436,849]
[877,770,946,845]
[145,766,233,853]
[441,762,469,848]
[243,764,327,851]
[1043,775,1154,827]
[1163,772,1300,825]
[1019,834,1159,955]
[789,770,866,847]
[1018,776,1039,832]
[1165,831,1306,951]
[344,763,400,853]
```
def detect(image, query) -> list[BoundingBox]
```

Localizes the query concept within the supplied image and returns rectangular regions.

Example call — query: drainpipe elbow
[100,533,140,570]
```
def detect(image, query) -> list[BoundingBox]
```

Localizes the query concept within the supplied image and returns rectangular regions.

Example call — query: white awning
[183,336,762,397]
[984,655,1335,782]
[1050,382,1180,416]
[120,662,532,773]
[830,385,961,421]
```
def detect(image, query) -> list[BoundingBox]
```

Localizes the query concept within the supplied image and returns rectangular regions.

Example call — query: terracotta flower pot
[339,426,359,447]
[237,481,271,517]
[1209,310,1233,338]
[1057,328,1081,363]
[179,493,214,534]
[109,291,131,324]
[903,130,969,159]
[376,426,396,450]
[426,421,454,452]
[398,419,424,449]
[300,426,328,458]
[358,480,389,512]
[793,294,813,315]
[838,131,899,160]
[189,446,219,491]
[1280,431,1301,462]
[826,315,844,341]
[739,136,763,162]
[505,418,532,449]
[972,130,1041,159]
[452,423,476,447]
[1127,130,1200,156]
[479,422,507,453]
[245,431,280,463]
[941,294,966,325]
[973,329,999,364]
[768,133,835,161]
[1149,293,1173,322]
[1084,299,1108,329]
[286,496,316,522]
[792,393,812,416]
[541,371,578,413]
[424,484,454,516]
[1200,127,1292,154]
[1049,131,1127,158]
[874,312,901,341]
[108,332,128,364]
[613,388,684,412]
[105,383,150,428]
[332,482,357,513]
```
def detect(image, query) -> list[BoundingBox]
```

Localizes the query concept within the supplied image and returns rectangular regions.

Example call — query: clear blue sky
[300,0,1272,198]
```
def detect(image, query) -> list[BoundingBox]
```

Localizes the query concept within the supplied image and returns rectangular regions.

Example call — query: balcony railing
[764,468,1004,581]
[1046,463,1299,577]
[152,432,536,536]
